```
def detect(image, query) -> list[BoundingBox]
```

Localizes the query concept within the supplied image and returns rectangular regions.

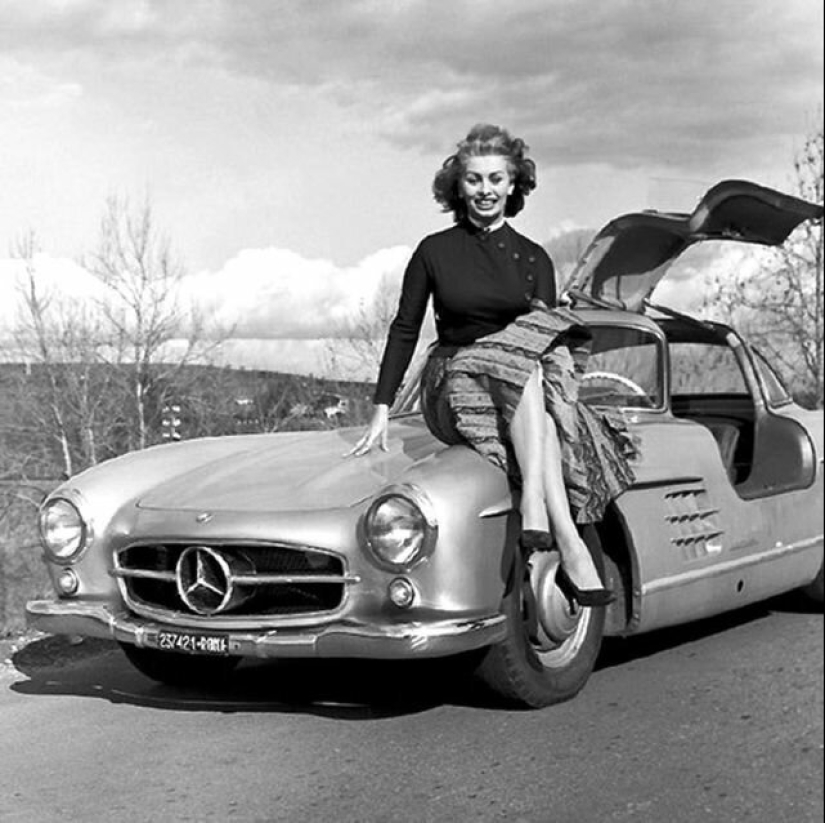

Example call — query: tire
[799,556,824,607]
[474,525,607,708]
[119,643,241,688]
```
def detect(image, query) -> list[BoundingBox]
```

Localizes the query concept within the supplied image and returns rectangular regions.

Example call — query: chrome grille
[114,542,350,618]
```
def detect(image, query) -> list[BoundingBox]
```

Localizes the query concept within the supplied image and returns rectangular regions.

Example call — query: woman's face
[458,155,514,226]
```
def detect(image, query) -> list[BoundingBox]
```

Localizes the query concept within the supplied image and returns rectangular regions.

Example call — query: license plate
[156,630,229,656]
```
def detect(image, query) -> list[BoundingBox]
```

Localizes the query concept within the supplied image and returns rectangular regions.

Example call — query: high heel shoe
[519,530,555,552]
[556,566,616,607]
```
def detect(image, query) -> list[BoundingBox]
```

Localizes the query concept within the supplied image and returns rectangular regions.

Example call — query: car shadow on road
[595,591,819,670]
[8,637,497,718]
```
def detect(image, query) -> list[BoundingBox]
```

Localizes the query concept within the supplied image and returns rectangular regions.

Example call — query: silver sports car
[27,180,824,707]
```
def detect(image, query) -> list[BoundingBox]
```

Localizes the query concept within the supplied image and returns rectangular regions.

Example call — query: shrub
[0,493,50,636]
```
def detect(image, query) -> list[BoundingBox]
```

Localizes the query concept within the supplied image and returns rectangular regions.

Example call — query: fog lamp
[56,568,80,596]
[388,577,416,609]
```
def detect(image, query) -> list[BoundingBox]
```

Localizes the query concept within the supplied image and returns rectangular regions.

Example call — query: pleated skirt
[420,300,638,524]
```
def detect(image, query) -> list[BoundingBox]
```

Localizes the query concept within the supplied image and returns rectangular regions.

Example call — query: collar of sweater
[464,216,508,236]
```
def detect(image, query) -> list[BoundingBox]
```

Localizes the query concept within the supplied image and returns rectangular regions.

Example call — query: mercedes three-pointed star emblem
[175,546,233,615]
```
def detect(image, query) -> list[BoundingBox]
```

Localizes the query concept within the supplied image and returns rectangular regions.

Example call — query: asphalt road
[1,597,822,823]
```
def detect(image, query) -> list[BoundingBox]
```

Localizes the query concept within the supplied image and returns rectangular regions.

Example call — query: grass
[0,495,51,636]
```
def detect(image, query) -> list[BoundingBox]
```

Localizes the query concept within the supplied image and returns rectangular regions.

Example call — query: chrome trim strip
[479,495,513,518]
[232,573,360,585]
[642,534,824,595]
[111,569,177,581]
[110,569,360,585]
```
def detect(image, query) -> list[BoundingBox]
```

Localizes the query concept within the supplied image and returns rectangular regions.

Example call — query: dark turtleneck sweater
[374,221,556,405]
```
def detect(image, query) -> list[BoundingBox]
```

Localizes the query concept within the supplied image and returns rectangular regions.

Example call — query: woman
[349,123,636,605]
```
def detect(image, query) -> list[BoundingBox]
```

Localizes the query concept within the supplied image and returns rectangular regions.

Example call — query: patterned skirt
[420,300,638,524]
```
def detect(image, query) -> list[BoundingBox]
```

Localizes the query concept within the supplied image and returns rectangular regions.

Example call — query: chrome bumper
[26,600,508,659]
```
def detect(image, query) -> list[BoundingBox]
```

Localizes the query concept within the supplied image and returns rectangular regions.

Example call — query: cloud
[0,243,412,373]
[186,244,411,340]
[2,0,820,176]
[0,57,83,109]
[0,254,104,325]
[651,241,773,315]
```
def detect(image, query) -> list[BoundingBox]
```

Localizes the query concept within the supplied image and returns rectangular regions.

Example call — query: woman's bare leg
[510,366,605,591]
[541,410,604,590]
[509,367,550,533]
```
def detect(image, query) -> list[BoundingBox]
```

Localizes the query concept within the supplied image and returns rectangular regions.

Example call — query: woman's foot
[555,566,615,607]
[555,532,613,598]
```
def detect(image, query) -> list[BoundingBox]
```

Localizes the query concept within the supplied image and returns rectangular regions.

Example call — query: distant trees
[3,197,235,479]
[704,124,824,407]
[9,231,123,476]
[84,195,227,451]
[323,272,403,387]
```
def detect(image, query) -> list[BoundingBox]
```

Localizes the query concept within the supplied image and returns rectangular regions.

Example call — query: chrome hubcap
[525,551,587,653]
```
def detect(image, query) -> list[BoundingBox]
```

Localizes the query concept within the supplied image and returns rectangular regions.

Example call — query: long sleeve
[373,245,432,405]
[533,250,557,307]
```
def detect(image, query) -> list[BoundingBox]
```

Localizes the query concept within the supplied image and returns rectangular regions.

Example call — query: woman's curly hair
[432,123,537,221]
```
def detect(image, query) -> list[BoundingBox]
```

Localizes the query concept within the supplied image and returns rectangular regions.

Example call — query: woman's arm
[348,245,432,457]
[372,245,432,405]
[534,248,557,307]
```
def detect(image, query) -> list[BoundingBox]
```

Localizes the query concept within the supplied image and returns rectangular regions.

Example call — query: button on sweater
[374,221,556,405]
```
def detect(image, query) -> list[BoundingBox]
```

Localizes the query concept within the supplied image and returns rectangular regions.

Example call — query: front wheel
[119,643,241,688]
[474,525,608,708]
[799,556,824,607]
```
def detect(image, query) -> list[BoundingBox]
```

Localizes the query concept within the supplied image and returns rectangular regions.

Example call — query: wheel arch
[593,502,642,636]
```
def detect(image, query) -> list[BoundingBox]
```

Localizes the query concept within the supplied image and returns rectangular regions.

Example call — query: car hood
[135,417,442,513]
[564,179,823,312]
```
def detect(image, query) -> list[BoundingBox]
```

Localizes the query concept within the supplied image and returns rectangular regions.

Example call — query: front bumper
[26,599,508,660]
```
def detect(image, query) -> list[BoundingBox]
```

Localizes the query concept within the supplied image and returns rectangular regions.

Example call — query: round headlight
[363,489,437,571]
[39,498,87,562]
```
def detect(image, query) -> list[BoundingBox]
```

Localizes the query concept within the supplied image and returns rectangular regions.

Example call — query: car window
[751,348,792,406]
[580,326,663,409]
[670,342,747,394]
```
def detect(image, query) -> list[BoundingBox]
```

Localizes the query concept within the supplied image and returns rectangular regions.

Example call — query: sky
[0,0,822,376]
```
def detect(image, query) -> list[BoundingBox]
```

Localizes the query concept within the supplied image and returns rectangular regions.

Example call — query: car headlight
[38,498,89,562]
[363,485,438,571]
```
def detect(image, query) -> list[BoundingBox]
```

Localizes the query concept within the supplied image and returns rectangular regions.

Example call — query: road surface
[1,596,822,823]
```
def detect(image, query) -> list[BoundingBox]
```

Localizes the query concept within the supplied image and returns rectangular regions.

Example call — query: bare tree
[323,272,437,402]
[323,273,401,383]
[9,232,126,475]
[12,232,74,475]
[83,195,226,449]
[703,124,824,407]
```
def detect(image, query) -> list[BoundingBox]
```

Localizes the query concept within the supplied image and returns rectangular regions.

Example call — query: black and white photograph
[1,2,823,821]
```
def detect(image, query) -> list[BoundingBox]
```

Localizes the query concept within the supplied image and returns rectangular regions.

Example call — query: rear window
[670,342,747,394]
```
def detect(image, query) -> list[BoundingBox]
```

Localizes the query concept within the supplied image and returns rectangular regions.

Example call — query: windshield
[580,325,664,409]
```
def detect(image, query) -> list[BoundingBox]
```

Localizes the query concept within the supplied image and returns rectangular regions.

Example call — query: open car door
[564,179,823,312]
